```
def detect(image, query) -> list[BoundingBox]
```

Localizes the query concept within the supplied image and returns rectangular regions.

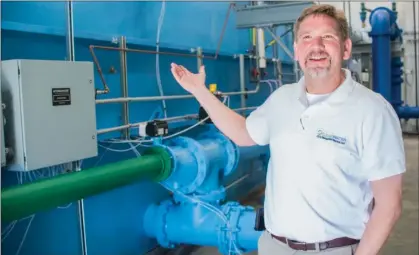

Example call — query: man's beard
[305,65,331,78]
[303,51,331,78]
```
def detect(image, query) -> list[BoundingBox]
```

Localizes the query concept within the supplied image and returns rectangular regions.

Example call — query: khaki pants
[257,231,358,255]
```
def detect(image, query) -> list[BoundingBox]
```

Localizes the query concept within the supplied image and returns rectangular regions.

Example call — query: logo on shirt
[316,129,347,145]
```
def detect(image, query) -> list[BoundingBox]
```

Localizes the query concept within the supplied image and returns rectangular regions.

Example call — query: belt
[271,234,360,251]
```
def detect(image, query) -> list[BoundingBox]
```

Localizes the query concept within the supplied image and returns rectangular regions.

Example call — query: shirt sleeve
[361,102,406,181]
[245,99,271,146]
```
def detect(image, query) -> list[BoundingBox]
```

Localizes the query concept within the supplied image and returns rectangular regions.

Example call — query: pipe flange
[224,136,240,176]
[218,202,245,255]
[153,140,181,190]
[169,136,208,194]
[197,132,239,176]
[155,200,174,248]
[143,146,174,182]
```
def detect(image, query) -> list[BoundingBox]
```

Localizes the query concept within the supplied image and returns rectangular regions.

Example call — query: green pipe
[1,147,172,222]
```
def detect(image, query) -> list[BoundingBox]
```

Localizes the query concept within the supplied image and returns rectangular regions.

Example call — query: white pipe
[66,1,87,255]
[256,1,266,69]
[257,28,266,68]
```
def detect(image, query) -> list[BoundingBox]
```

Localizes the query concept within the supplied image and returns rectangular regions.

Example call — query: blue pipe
[143,201,261,254]
[397,106,419,119]
[143,127,268,254]
[391,57,403,108]
[155,126,268,203]
[370,7,392,102]
[369,7,419,120]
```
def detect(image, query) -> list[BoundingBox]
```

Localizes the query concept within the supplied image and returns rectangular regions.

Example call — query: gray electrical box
[1,59,98,171]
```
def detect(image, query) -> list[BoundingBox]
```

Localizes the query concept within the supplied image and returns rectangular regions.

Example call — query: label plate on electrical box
[52,88,71,106]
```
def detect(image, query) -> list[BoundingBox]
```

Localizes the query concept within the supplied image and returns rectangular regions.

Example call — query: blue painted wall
[1,2,296,255]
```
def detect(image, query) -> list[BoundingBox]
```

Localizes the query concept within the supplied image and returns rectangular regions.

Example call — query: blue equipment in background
[368,6,419,120]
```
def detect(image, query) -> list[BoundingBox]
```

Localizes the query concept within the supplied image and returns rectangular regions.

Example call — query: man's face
[294,14,352,79]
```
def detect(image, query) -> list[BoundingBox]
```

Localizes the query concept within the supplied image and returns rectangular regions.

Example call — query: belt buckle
[319,242,330,251]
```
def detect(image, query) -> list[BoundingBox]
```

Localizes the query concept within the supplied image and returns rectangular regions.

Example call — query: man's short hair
[294,4,349,41]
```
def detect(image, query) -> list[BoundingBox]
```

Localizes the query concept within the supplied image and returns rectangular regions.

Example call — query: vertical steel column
[272,27,279,79]
[239,54,246,111]
[65,1,87,255]
[119,36,129,139]
[73,160,87,255]
[65,0,75,62]
[197,47,203,71]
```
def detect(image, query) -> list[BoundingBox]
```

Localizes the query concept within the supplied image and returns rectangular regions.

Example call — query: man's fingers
[171,63,182,76]
[171,67,182,83]
[171,63,194,76]
[179,65,192,75]
[172,64,183,77]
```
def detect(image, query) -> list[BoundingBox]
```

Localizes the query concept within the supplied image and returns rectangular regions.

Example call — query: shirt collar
[296,68,355,106]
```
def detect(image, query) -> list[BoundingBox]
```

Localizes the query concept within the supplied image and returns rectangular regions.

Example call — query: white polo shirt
[246,68,406,242]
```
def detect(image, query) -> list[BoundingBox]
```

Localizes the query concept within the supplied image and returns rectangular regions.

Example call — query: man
[170,4,405,255]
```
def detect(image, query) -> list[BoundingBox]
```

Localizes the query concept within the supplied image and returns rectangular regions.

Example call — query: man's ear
[342,38,352,60]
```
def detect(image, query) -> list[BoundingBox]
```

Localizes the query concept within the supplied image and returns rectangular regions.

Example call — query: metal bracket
[235,1,314,28]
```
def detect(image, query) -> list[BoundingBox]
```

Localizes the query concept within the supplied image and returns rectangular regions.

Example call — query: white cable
[161,96,227,139]
[14,215,35,255]
[156,0,168,118]
[272,79,282,88]
[99,96,229,147]
[260,80,273,93]
[2,161,79,248]
[160,182,242,254]
[101,138,153,146]
[98,141,146,152]
[1,221,17,242]
[2,171,25,242]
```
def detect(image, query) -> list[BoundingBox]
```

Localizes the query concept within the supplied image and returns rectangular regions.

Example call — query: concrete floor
[190,135,419,255]
[381,135,418,255]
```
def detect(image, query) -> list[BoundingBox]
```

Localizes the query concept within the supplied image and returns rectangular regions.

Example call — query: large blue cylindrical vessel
[369,8,392,102]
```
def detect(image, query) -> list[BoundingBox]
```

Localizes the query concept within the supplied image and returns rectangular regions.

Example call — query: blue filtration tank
[369,7,419,120]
